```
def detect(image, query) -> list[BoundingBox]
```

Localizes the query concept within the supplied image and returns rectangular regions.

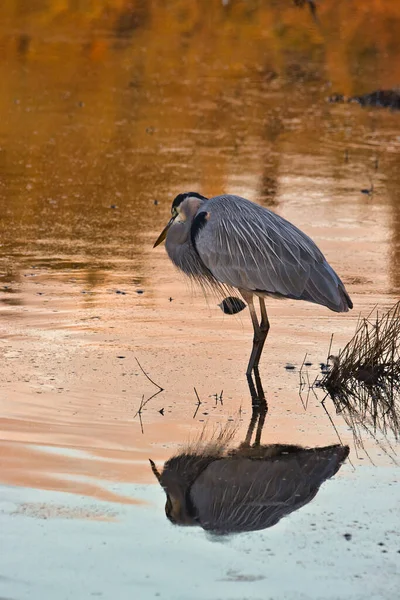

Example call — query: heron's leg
[239,290,270,376]
[252,297,270,369]
[253,366,268,413]
[245,297,264,376]
[243,369,267,445]
[243,404,259,445]
[254,407,267,446]
[246,369,259,407]
[253,367,267,444]
[246,367,263,411]
[259,297,270,332]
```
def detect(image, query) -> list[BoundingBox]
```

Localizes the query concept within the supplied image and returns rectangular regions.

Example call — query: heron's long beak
[153,217,175,248]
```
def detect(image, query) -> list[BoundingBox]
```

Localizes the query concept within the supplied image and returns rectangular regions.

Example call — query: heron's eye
[171,207,178,218]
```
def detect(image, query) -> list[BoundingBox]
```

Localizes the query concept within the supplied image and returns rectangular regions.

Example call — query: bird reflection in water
[150,371,349,535]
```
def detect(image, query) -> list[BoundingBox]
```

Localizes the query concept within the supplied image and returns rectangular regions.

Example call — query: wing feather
[190,445,349,533]
[194,195,352,312]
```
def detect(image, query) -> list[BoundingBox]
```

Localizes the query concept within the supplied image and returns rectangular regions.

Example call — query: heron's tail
[339,283,353,311]
[300,261,353,313]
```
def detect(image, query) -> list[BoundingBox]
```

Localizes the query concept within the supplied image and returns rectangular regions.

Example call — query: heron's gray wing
[190,445,348,533]
[194,195,351,311]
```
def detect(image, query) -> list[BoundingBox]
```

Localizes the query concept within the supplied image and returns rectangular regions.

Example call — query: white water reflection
[1,468,398,600]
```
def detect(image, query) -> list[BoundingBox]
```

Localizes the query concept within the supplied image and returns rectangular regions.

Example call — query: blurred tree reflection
[0,0,399,287]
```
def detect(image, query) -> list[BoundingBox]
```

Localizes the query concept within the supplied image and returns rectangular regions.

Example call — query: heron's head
[149,458,198,526]
[153,192,208,248]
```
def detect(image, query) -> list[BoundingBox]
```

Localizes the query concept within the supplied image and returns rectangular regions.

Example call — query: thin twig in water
[135,357,164,391]
[193,387,202,419]
[326,334,334,364]
[298,353,308,410]
[298,384,306,410]
[133,387,163,420]
[320,396,344,446]
[132,357,165,431]
[137,394,145,434]
[320,397,355,470]
[299,353,307,380]
[299,373,306,409]
[352,429,362,460]
[305,370,312,411]
[194,387,201,404]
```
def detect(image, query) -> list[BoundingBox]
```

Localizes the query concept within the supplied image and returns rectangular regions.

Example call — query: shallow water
[1,1,400,598]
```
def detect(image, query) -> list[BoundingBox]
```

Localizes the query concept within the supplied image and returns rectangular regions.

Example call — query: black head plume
[172,192,208,211]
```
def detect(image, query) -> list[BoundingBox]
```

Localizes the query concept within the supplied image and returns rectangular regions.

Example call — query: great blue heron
[149,408,349,534]
[154,193,353,375]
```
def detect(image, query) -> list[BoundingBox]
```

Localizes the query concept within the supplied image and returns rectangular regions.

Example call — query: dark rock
[328,89,400,110]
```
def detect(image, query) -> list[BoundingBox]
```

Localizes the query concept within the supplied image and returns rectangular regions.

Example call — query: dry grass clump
[320,302,400,441]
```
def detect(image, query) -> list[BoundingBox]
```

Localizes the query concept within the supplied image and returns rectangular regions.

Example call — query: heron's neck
[165,196,214,282]
[165,226,201,277]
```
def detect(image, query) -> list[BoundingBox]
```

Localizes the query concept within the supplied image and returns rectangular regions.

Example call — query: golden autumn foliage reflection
[1,0,400,288]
